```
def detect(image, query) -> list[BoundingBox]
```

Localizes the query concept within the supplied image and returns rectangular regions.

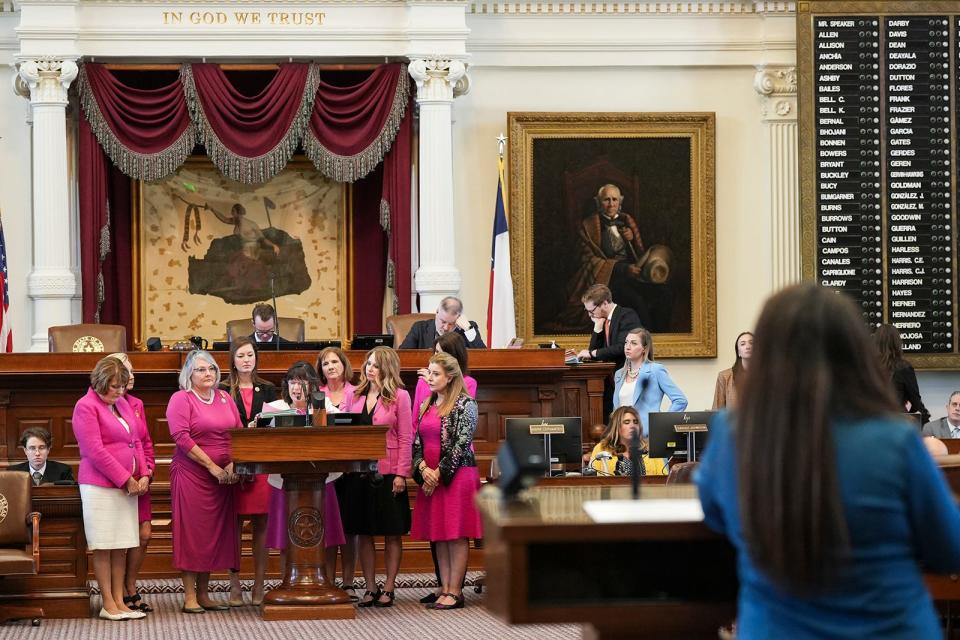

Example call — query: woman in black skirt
[346,347,413,608]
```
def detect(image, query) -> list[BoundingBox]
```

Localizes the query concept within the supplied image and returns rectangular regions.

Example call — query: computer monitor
[351,334,394,350]
[326,412,372,426]
[256,411,308,428]
[648,411,716,460]
[505,417,582,474]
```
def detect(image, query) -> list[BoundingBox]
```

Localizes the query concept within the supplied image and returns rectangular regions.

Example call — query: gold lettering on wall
[162,10,325,26]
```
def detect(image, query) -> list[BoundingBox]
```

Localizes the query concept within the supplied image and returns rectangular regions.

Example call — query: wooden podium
[230,426,386,621]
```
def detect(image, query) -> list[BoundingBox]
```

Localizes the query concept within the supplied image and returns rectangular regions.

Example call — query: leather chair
[0,471,43,624]
[48,324,126,353]
[225,318,305,343]
[385,313,434,345]
[665,461,699,485]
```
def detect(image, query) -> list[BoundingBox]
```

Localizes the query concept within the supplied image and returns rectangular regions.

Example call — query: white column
[754,65,799,291]
[16,58,79,351]
[409,58,468,312]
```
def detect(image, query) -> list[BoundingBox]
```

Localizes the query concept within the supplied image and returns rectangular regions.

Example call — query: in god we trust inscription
[799,1,960,366]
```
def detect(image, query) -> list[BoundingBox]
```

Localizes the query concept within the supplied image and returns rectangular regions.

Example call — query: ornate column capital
[15,58,79,105]
[753,64,797,122]
[409,58,469,102]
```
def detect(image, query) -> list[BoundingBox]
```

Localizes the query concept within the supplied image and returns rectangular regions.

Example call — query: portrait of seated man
[11,426,75,485]
[565,183,674,332]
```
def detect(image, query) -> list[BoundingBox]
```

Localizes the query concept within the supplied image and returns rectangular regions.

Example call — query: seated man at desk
[399,296,486,349]
[249,302,291,346]
[11,426,74,485]
[922,390,960,439]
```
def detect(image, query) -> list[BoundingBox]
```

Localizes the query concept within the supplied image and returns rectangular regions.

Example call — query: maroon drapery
[184,64,318,184]
[77,62,413,338]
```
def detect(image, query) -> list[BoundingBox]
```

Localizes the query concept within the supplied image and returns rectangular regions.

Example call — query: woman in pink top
[348,346,413,608]
[109,353,156,614]
[166,350,242,613]
[411,332,477,604]
[317,347,358,597]
[72,356,148,621]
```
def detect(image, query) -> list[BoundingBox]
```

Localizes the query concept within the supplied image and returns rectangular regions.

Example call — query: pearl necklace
[191,388,215,405]
[625,361,641,379]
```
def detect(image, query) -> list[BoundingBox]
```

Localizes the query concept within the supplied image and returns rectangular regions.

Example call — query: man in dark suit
[574,284,642,418]
[248,302,291,347]
[922,391,960,439]
[575,284,642,370]
[399,296,486,349]
[11,426,74,485]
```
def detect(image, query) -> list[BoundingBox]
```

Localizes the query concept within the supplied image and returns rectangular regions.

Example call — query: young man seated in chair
[10,427,74,486]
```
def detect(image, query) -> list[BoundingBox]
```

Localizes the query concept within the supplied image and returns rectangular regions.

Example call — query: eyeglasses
[193,366,218,375]
[108,384,126,391]
[585,304,600,317]
[25,445,48,453]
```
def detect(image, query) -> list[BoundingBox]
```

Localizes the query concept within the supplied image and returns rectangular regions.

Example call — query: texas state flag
[486,158,516,348]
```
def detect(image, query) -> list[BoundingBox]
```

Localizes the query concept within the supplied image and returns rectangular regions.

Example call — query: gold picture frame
[132,157,352,349]
[507,112,716,358]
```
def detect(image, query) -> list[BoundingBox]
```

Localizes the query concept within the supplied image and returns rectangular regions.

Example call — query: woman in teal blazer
[612,327,687,437]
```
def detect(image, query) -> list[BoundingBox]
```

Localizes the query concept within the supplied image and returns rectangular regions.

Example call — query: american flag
[0,215,11,352]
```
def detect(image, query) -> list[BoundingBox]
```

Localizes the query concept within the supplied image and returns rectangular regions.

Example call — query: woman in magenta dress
[411,332,477,604]
[263,362,346,570]
[223,337,277,606]
[316,347,358,597]
[348,346,413,608]
[411,352,482,610]
[166,350,241,613]
[110,353,156,614]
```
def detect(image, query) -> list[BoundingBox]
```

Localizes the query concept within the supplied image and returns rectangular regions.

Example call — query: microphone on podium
[583,450,614,476]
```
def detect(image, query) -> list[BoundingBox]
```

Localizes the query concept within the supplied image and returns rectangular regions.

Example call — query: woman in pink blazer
[72,356,148,621]
[348,346,413,608]
[110,353,156,614]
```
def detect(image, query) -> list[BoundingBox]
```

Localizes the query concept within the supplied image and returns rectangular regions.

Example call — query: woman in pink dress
[166,350,241,613]
[110,353,156,614]
[348,346,413,608]
[223,337,277,606]
[411,332,477,604]
[316,347,358,597]
[411,352,483,610]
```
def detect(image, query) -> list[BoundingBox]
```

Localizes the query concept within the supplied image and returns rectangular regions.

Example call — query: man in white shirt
[922,391,960,439]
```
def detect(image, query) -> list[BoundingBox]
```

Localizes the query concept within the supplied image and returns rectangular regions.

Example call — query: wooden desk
[479,484,737,640]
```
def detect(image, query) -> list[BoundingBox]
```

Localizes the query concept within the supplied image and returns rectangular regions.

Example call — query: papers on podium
[583,498,704,523]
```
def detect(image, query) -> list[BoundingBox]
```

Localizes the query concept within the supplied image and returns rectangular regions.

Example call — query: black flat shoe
[432,593,465,610]
[419,592,439,604]
[357,588,381,608]
[373,590,395,608]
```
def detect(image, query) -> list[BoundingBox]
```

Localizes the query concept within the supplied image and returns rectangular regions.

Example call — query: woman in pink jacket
[348,346,413,608]
[72,356,148,621]
[110,353,156,614]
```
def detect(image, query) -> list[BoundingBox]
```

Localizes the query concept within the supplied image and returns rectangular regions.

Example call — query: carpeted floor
[0,579,581,640]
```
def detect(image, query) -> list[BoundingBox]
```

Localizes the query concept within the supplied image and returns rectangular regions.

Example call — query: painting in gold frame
[132,157,351,348]
[507,112,716,358]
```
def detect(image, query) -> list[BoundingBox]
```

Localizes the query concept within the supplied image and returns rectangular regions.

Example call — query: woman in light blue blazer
[612,327,687,439]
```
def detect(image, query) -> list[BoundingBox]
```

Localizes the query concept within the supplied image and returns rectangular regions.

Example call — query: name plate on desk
[674,423,708,433]
[583,498,705,523]
[528,423,565,435]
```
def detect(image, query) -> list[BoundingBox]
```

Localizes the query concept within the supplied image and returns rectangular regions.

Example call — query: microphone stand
[270,272,280,352]
[631,374,651,500]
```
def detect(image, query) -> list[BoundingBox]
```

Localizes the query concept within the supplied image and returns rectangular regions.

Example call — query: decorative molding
[754,64,796,122]
[468,1,795,15]
[26,270,79,298]
[414,266,463,293]
[16,58,79,104]
[409,58,467,102]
